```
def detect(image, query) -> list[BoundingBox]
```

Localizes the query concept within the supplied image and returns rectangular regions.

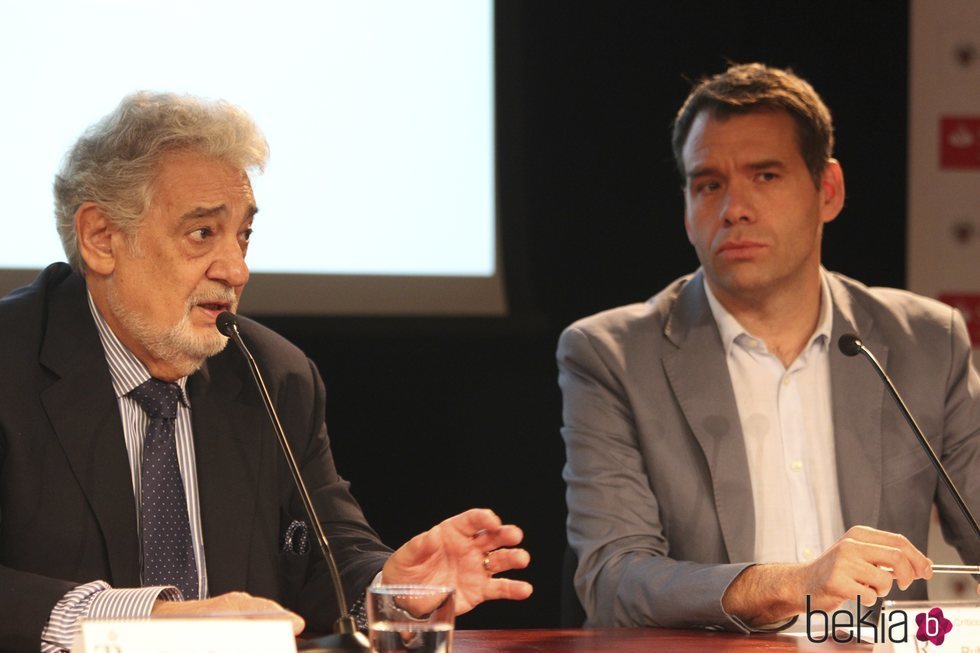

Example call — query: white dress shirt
[703,272,846,565]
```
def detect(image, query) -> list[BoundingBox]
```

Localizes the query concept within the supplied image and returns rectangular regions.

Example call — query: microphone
[837,333,980,544]
[217,312,369,653]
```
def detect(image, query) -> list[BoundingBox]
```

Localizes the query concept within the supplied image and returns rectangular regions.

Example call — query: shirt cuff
[728,613,799,633]
[40,582,181,653]
[89,586,182,619]
[41,581,111,653]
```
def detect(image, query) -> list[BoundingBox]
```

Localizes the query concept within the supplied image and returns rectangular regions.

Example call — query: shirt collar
[86,290,190,405]
[703,268,834,357]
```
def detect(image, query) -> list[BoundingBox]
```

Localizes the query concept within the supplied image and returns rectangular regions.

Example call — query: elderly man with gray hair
[0,92,532,653]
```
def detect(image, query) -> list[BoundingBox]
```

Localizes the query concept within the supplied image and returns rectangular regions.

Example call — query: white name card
[76,618,296,653]
[874,600,980,653]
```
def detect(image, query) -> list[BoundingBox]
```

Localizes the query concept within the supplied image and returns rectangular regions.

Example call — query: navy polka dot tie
[130,378,199,600]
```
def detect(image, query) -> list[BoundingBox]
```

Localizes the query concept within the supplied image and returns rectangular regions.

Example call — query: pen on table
[931,564,980,575]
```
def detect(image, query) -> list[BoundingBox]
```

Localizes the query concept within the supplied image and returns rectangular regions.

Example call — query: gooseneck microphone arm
[217,312,368,653]
[838,333,980,543]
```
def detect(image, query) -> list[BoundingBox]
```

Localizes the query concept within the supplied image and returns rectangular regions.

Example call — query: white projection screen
[0,0,504,316]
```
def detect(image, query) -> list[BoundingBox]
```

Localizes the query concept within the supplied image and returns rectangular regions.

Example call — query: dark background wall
[258,1,909,629]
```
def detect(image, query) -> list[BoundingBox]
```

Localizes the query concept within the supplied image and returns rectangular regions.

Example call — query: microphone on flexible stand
[837,333,980,544]
[217,311,370,653]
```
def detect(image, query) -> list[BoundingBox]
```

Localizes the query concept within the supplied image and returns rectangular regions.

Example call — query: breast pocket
[279,518,312,592]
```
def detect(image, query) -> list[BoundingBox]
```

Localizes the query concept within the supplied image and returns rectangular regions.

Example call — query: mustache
[187,287,238,309]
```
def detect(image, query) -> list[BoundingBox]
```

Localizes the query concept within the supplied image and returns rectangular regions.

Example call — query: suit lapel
[39,274,141,587]
[189,352,267,595]
[662,272,756,563]
[827,275,885,529]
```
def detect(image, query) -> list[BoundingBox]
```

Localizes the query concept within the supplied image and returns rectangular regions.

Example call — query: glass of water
[366,585,455,653]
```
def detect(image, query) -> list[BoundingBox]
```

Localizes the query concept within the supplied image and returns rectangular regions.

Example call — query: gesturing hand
[381,508,533,615]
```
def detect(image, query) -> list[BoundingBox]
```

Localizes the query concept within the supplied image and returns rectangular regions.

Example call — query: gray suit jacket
[558,270,980,629]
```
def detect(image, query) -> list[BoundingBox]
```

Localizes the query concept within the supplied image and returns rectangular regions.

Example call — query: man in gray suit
[559,63,980,631]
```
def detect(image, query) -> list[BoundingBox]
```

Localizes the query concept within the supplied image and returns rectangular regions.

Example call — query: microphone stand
[838,334,980,543]
[218,312,370,653]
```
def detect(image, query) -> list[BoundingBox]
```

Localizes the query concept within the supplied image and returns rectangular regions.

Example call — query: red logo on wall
[940,117,980,169]
[939,293,980,346]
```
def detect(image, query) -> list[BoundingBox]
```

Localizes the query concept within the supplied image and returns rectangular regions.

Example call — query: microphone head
[838,333,864,357]
[216,311,239,337]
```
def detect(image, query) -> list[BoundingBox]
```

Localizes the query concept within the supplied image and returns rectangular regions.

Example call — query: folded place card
[75,617,296,653]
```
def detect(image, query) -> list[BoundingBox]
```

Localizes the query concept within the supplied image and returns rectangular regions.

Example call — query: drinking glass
[366,585,455,653]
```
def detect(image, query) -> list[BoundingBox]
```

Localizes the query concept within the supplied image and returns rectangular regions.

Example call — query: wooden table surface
[452,628,872,652]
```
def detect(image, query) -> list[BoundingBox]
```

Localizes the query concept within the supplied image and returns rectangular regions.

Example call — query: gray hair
[54,92,269,271]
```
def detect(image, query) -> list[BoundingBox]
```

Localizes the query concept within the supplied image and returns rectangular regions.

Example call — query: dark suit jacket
[0,263,391,652]
[559,270,980,629]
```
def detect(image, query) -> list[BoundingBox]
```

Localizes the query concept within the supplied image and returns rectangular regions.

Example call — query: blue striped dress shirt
[40,293,210,651]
